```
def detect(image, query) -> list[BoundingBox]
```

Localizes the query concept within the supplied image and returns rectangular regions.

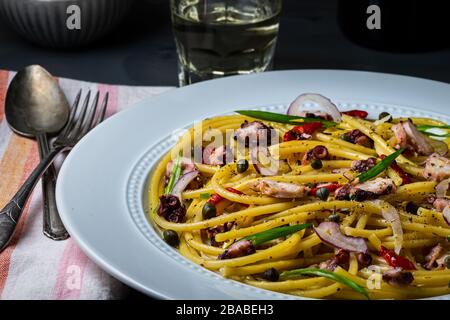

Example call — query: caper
[378,112,393,122]
[444,256,450,269]
[236,159,249,173]
[341,133,351,142]
[329,214,341,223]
[262,268,279,282]
[317,187,330,201]
[202,202,217,220]
[163,230,179,247]
[311,159,323,170]
[405,201,419,215]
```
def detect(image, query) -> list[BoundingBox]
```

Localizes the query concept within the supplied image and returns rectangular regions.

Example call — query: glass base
[177,63,274,87]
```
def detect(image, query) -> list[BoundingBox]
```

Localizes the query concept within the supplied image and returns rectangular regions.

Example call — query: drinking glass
[171,0,282,86]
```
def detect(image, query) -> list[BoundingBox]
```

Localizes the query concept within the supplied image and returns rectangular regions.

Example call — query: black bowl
[0,0,134,48]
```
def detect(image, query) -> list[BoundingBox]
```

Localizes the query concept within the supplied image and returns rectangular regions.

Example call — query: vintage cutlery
[5,65,70,240]
[0,89,108,252]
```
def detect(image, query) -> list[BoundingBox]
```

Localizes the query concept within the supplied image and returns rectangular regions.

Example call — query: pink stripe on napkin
[52,239,89,300]
[97,84,119,118]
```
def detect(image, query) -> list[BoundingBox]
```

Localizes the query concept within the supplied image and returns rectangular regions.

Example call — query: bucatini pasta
[148,93,450,299]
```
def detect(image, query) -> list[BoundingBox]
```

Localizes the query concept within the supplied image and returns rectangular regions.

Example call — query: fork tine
[80,91,100,136]
[60,89,82,136]
[67,90,91,139]
[93,92,109,127]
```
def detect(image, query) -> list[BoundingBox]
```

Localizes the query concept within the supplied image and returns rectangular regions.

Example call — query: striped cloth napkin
[0,69,174,299]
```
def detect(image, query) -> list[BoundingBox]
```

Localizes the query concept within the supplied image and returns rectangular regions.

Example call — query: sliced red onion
[287,93,342,122]
[250,146,279,176]
[171,170,199,200]
[436,178,449,198]
[443,206,450,226]
[314,222,368,253]
[372,200,403,255]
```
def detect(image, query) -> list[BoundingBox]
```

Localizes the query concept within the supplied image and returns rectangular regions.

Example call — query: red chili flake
[208,194,224,206]
[283,122,323,142]
[342,110,369,119]
[226,187,244,195]
[379,246,416,270]
[208,188,248,207]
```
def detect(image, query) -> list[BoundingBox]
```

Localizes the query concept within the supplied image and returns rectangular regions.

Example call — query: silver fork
[0,90,108,252]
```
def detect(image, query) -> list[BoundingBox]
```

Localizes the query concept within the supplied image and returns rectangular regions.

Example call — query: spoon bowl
[5,65,69,137]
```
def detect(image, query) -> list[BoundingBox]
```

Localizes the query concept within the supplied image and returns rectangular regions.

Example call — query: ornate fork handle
[0,145,68,250]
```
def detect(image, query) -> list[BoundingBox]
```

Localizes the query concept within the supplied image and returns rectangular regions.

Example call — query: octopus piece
[206,222,235,247]
[301,145,330,165]
[382,268,414,287]
[248,179,311,199]
[334,178,396,201]
[423,153,450,182]
[351,178,396,201]
[392,122,408,150]
[319,249,350,271]
[351,157,377,173]
[355,178,396,195]
[234,121,275,148]
[203,145,233,166]
[157,195,186,223]
[392,119,434,156]
[218,240,255,260]
[341,129,373,148]
[423,243,444,270]
[335,184,353,200]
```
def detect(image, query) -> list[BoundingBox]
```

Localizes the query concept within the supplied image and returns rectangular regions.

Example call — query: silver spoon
[5,65,70,240]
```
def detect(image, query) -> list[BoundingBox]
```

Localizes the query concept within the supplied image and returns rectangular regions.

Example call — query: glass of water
[171,0,282,86]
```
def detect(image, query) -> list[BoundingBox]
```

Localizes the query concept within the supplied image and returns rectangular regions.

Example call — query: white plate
[56,70,450,300]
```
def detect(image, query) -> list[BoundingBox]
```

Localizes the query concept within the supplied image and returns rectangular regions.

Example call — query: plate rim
[56,69,450,300]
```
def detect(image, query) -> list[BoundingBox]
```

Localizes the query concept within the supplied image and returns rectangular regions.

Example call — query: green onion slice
[164,150,183,195]
[280,268,369,299]
[357,148,405,183]
[235,110,337,128]
[243,223,312,247]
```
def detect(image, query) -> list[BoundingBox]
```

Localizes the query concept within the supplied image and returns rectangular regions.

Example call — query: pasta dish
[148,93,450,299]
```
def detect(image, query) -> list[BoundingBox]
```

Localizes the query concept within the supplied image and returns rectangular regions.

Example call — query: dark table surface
[1,0,450,87]
[1,0,450,300]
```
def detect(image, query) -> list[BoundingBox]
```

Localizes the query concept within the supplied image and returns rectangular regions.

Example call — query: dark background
[1,0,450,87]
[1,0,449,300]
